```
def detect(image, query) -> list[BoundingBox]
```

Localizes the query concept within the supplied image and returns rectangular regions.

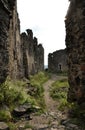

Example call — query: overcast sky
[17,0,69,65]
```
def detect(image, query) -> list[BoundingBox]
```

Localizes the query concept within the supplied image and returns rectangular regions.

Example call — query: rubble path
[28,75,68,130]
[44,75,66,112]
[17,75,81,130]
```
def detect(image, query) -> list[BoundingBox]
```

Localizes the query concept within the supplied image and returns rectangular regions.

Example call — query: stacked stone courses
[0,0,44,83]
[21,29,44,78]
[48,49,67,73]
[65,0,85,104]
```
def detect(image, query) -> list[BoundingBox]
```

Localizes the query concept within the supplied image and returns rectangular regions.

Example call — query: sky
[17,0,70,65]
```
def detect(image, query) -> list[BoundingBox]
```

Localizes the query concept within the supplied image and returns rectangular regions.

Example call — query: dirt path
[28,75,67,130]
[16,75,82,130]
[43,75,66,112]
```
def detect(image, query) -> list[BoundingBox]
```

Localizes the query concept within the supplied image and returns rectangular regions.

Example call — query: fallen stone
[0,122,9,130]
[22,104,32,112]
[60,119,70,126]
[18,123,25,129]
[57,125,65,130]
[51,121,58,126]
[12,104,32,117]
[13,106,26,117]
[66,123,79,130]
[21,114,32,120]
[32,106,41,113]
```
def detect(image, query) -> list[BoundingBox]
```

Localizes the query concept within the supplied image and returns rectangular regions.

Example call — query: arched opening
[58,63,62,71]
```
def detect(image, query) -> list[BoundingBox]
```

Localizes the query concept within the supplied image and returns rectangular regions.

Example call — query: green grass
[0,79,36,107]
[30,72,50,85]
[0,77,40,122]
[0,71,49,122]
[29,72,50,110]
[7,122,17,130]
[50,78,71,111]
[50,78,69,99]
[50,76,85,129]
[0,110,12,122]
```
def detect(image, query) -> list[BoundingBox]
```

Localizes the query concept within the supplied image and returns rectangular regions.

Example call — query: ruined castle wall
[0,0,44,82]
[21,30,35,78]
[36,44,44,72]
[21,30,44,78]
[8,1,23,79]
[0,1,9,83]
[65,0,85,104]
[33,37,38,73]
[48,49,67,73]
[0,0,21,82]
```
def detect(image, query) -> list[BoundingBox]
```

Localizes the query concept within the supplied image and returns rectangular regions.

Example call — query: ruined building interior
[0,0,85,122]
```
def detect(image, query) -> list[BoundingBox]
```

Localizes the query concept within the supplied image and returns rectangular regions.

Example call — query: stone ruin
[1,0,85,106]
[21,30,44,78]
[65,0,85,104]
[48,49,67,73]
[0,0,44,83]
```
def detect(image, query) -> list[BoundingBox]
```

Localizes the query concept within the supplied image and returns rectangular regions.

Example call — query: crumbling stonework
[65,0,85,104]
[0,0,9,83]
[0,0,44,83]
[37,44,44,72]
[34,38,44,73]
[21,30,44,78]
[8,1,24,79]
[21,30,35,78]
[48,49,67,73]
[0,0,24,83]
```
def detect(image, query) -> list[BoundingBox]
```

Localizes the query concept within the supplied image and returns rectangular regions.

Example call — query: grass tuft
[50,78,70,111]
[29,72,50,110]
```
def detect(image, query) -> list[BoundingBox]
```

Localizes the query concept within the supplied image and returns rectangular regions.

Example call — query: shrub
[0,79,37,108]
[0,110,12,121]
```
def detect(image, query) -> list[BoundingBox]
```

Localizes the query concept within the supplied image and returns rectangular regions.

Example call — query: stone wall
[21,30,35,78]
[0,0,9,83]
[0,0,44,83]
[48,49,67,73]
[37,44,44,72]
[0,0,24,82]
[34,39,44,73]
[21,30,44,78]
[65,0,85,104]
[8,0,24,79]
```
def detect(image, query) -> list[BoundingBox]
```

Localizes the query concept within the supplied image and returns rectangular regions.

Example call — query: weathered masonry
[0,0,23,83]
[65,0,85,104]
[21,30,44,78]
[48,49,67,73]
[0,0,44,83]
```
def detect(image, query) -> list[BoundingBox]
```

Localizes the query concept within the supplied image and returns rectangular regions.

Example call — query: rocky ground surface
[0,75,84,130]
[17,75,81,130]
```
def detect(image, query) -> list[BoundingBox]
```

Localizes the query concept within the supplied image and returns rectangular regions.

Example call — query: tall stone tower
[65,0,85,104]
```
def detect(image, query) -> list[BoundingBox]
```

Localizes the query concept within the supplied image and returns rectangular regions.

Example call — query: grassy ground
[50,77,72,111]
[0,72,50,129]
[50,76,85,129]
[29,72,50,110]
